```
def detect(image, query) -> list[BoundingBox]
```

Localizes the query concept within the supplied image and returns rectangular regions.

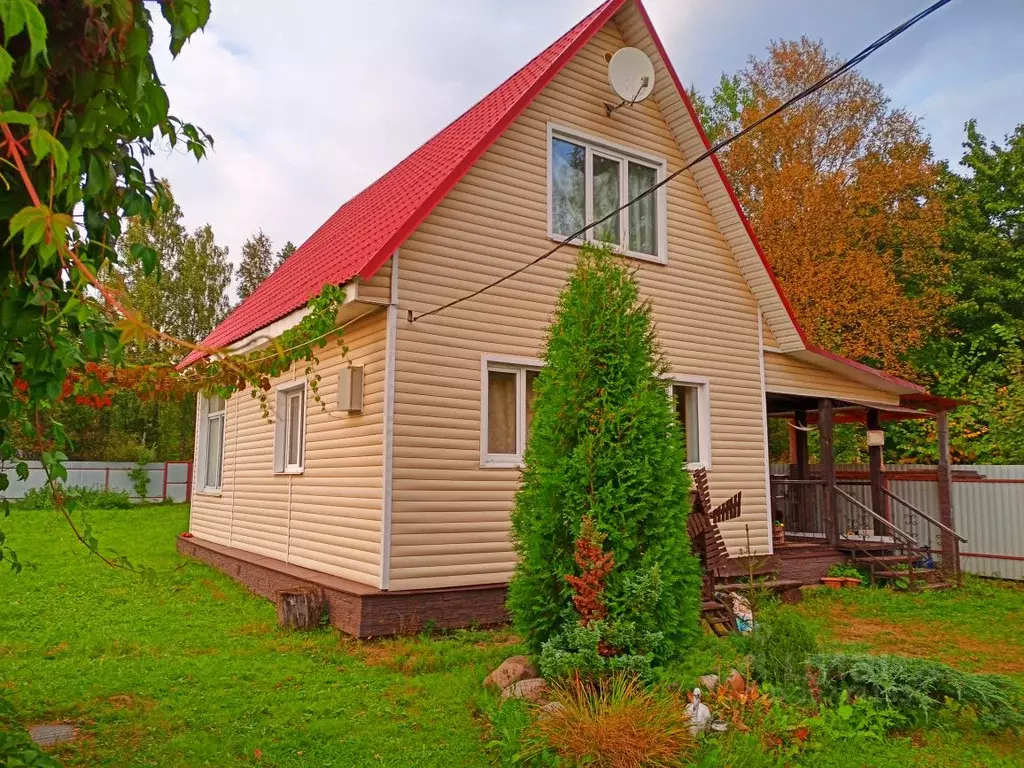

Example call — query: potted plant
[820,575,845,590]
[773,521,785,546]
[826,563,865,588]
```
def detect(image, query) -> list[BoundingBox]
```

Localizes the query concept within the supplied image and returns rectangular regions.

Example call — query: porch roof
[766,392,965,423]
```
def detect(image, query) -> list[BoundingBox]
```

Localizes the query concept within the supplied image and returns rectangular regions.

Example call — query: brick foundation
[177,535,508,638]
[773,542,850,584]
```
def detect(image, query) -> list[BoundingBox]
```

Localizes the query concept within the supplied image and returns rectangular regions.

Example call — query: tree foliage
[0,2,348,572]
[0,0,213,569]
[508,244,701,674]
[693,38,948,377]
[275,240,297,270]
[37,182,234,462]
[237,228,273,300]
[891,121,1024,463]
[115,182,232,352]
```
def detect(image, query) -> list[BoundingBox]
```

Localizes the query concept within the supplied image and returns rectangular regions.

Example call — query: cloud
[147,0,1023,300]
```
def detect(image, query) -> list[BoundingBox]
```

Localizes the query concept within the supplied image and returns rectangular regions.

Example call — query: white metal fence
[771,463,1024,581]
[1,460,192,503]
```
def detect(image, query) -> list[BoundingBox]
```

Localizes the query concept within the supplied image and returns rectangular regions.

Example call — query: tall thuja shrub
[508,243,701,675]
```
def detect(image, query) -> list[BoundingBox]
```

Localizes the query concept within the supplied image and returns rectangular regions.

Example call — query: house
[178,0,960,637]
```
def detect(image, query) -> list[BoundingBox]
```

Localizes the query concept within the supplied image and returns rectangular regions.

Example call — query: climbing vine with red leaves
[0,1,348,575]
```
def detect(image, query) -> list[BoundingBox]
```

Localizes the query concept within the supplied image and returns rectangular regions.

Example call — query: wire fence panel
[0,461,192,503]
[771,463,1024,580]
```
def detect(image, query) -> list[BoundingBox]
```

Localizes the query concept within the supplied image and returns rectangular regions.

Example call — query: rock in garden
[697,674,720,692]
[484,655,537,690]
[726,669,746,693]
[501,677,548,702]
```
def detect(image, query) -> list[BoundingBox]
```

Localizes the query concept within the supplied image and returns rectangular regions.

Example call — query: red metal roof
[180,0,625,366]
[180,0,929,401]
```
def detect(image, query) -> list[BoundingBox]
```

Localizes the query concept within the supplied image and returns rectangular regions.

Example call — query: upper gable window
[549,125,667,263]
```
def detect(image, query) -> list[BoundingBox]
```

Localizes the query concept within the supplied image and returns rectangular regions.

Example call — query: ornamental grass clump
[528,672,694,768]
[507,243,702,677]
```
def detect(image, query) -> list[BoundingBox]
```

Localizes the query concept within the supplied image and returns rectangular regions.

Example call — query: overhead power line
[410,0,953,323]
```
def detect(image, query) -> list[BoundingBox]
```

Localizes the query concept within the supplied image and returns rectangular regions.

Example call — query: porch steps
[871,568,936,580]
[847,553,916,564]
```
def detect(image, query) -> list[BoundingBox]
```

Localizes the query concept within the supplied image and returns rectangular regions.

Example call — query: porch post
[936,410,959,583]
[867,409,886,535]
[794,410,809,532]
[818,398,838,547]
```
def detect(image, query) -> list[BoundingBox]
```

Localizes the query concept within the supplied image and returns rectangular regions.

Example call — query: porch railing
[771,468,967,583]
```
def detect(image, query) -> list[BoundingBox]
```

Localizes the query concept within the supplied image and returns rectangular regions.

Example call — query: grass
[1,505,1022,767]
[0,505,522,767]
[794,577,1024,680]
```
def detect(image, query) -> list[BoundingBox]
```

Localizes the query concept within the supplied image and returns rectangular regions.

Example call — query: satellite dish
[607,47,655,113]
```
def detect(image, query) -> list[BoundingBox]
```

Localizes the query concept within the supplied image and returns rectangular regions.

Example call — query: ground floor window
[197,394,226,492]
[667,378,711,469]
[482,359,540,467]
[274,382,306,473]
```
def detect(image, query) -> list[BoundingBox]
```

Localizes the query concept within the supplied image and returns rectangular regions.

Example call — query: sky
[148,0,1024,288]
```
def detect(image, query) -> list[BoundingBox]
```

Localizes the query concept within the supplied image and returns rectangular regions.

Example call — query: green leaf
[0,0,28,44]
[0,44,12,86]
[0,110,38,128]
[15,461,28,480]
[20,0,46,63]
[7,205,50,257]
[130,243,159,277]
[29,127,68,176]
[0,0,46,63]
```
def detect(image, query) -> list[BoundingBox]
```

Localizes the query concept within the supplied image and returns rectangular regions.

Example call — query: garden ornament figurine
[687,687,711,735]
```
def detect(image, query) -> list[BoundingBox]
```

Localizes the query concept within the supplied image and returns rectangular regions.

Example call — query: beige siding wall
[189,310,388,587]
[358,259,392,304]
[388,20,773,591]
[763,351,900,405]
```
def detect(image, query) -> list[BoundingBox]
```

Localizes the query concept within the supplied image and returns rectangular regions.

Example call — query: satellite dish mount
[605,47,656,117]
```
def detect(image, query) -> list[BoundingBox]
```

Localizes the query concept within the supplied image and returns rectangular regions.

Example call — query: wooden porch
[766,393,967,589]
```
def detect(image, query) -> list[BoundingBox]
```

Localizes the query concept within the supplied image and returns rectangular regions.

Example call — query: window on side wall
[549,127,666,262]
[668,380,711,469]
[482,362,540,467]
[274,382,306,474]
[197,394,226,493]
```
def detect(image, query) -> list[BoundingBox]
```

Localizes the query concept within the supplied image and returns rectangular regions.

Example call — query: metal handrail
[770,478,827,486]
[834,486,917,548]
[882,487,967,544]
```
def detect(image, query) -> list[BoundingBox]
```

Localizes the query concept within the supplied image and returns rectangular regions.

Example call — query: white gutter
[226,282,361,356]
[758,309,774,556]
[379,252,399,591]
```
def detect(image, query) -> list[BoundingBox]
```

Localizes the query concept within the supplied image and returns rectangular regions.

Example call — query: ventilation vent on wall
[338,366,364,413]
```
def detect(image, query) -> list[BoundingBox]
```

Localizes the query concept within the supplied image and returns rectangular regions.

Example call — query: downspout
[380,251,399,591]
[228,393,239,546]
[758,309,774,555]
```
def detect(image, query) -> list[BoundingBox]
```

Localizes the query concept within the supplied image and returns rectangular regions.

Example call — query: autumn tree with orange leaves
[692,38,949,377]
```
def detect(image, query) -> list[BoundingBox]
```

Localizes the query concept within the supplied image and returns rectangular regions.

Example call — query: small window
[274,383,306,473]
[667,380,711,469]
[197,394,226,493]
[549,127,666,262]
[483,363,541,466]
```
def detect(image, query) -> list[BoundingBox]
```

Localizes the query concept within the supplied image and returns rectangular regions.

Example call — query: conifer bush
[507,243,702,675]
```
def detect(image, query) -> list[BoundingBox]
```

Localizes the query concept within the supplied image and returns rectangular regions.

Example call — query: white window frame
[195,394,227,495]
[274,381,307,475]
[480,354,543,468]
[547,122,669,264]
[664,375,712,470]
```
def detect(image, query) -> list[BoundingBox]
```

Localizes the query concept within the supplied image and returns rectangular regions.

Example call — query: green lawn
[0,505,518,767]
[1,505,1022,767]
